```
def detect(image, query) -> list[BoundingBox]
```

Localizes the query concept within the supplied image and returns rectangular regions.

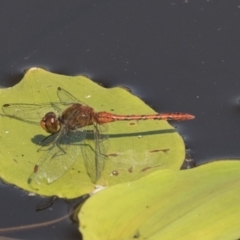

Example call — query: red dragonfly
[2,87,194,185]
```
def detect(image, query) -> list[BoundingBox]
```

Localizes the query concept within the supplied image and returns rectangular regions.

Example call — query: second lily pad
[79,160,240,240]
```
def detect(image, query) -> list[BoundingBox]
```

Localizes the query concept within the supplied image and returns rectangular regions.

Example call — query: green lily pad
[0,68,189,197]
[79,160,240,240]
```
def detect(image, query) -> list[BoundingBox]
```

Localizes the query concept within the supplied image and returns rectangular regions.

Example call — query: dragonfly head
[40,112,60,133]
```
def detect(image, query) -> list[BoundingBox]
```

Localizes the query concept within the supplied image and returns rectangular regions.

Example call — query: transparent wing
[2,102,70,125]
[2,88,88,124]
[81,123,108,183]
[57,87,88,105]
[28,128,87,186]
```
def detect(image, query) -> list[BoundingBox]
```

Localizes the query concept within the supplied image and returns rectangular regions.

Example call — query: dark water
[0,1,240,239]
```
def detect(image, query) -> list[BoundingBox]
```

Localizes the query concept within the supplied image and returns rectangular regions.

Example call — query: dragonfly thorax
[61,104,96,129]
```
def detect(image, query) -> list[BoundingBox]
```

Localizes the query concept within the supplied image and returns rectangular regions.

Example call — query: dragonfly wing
[2,102,70,124]
[81,123,108,183]
[57,87,88,105]
[28,129,87,186]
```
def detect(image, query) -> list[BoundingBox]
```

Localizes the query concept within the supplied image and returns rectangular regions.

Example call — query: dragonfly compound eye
[40,112,59,133]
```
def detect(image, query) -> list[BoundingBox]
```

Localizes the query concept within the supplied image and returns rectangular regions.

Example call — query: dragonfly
[2,87,195,185]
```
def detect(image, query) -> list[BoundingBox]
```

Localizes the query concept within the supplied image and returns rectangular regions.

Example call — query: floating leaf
[0,68,188,197]
[79,160,240,240]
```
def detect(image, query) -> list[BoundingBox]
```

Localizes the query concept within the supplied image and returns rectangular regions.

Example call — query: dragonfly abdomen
[94,112,194,124]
